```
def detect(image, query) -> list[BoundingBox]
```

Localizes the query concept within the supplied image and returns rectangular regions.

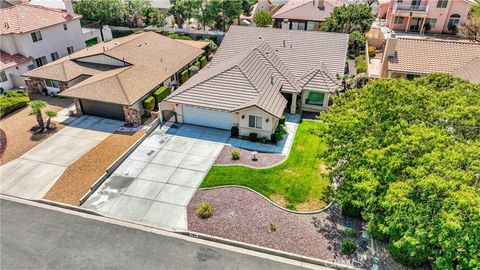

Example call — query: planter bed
[215,145,285,168]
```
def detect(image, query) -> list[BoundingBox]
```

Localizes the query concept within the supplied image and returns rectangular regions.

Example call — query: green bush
[355,55,367,73]
[231,126,239,137]
[340,239,357,256]
[180,69,189,84]
[167,32,192,40]
[279,115,286,125]
[368,46,376,57]
[231,150,240,160]
[388,237,430,267]
[196,202,213,219]
[153,85,169,110]
[188,65,198,77]
[142,96,155,112]
[0,92,30,119]
[194,61,201,69]
[271,124,286,143]
[249,132,257,142]
[339,228,357,238]
[199,55,207,68]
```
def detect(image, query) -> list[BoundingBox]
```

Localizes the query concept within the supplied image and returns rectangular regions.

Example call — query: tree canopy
[253,10,272,27]
[319,74,480,269]
[321,3,375,33]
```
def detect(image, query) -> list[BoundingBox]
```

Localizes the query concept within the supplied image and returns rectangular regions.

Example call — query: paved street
[0,197,328,270]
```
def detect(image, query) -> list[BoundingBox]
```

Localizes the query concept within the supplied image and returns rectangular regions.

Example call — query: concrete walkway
[0,116,122,200]
[82,124,229,230]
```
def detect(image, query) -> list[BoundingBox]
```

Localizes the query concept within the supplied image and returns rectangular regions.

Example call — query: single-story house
[23,32,206,123]
[163,26,348,138]
[273,0,344,31]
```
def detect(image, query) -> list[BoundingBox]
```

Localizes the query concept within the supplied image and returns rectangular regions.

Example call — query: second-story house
[272,0,344,31]
[0,1,112,90]
[378,0,475,34]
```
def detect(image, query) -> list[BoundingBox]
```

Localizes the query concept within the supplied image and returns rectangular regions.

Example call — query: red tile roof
[0,3,81,35]
[0,50,32,70]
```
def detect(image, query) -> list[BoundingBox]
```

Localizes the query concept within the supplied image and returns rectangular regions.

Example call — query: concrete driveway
[0,116,122,200]
[82,124,229,230]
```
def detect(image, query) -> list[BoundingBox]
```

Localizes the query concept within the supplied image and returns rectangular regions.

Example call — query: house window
[34,56,46,67]
[67,46,74,55]
[306,92,325,106]
[424,18,437,28]
[393,16,404,24]
[50,52,59,61]
[31,31,42,42]
[447,14,461,30]
[248,115,262,129]
[45,79,59,88]
[437,0,448,8]
[306,21,315,31]
[291,21,298,30]
[0,71,8,82]
[63,23,68,30]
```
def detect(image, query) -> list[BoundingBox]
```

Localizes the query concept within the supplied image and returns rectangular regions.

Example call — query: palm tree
[45,111,57,129]
[29,100,47,131]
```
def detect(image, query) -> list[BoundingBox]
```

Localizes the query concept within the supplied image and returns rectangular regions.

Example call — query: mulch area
[214,145,285,168]
[0,94,72,165]
[43,131,144,206]
[188,187,370,269]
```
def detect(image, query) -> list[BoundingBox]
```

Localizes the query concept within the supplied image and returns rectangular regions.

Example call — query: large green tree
[319,74,480,269]
[75,0,125,25]
[321,3,375,33]
[253,10,272,27]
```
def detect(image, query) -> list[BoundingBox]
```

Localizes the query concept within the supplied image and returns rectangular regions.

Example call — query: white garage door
[183,106,232,130]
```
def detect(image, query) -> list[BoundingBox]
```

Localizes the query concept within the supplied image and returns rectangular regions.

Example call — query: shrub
[368,46,376,57]
[167,32,192,40]
[153,85,169,110]
[199,55,207,68]
[259,137,267,143]
[355,55,367,73]
[340,239,357,256]
[249,132,257,142]
[279,115,286,125]
[196,202,213,219]
[0,92,30,119]
[231,126,239,137]
[271,124,286,143]
[194,61,201,69]
[388,237,430,267]
[142,96,155,112]
[268,223,277,232]
[188,65,198,77]
[231,150,240,160]
[339,228,357,238]
[180,69,189,84]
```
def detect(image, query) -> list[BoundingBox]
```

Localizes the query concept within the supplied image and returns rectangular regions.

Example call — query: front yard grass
[201,120,330,211]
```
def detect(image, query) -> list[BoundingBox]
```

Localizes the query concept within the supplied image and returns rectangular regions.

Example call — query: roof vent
[270,75,274,85]
[258,36,262,40]
[282,40,286,47]
[114,42,119,45]
[145,42,148,45]
[137,44,142,47]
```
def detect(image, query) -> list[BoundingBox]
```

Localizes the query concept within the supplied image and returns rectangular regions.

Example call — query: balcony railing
[394,2,428,13]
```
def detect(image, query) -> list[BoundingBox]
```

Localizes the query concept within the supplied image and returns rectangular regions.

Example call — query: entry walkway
[82,124,229,230]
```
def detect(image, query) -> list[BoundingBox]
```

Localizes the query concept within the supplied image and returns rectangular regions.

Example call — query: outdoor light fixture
[241,115,245,119]
[266,118,269,123]
[252,151,258,162]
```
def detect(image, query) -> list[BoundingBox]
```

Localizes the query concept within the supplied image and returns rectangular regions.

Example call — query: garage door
[80,99,125,121]
[183,106,232,130]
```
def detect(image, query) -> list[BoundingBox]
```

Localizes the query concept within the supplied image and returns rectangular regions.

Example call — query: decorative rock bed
[214,145,286,168]
[187,187,370,269]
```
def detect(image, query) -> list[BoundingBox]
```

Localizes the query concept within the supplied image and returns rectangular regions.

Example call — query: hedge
[142,96,155,112]
[0,91,30,119]
[188,65,199,77]
[180,69,189,84]
[200,56,207,68]
[153,85,169,110]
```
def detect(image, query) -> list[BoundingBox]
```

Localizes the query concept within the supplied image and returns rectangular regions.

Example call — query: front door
[409,18,421,32]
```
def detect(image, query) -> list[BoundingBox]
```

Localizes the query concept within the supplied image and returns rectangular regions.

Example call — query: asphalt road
[0,198,326,270]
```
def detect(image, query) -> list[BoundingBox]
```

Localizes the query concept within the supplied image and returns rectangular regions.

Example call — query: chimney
[63,0,75,16]
[314,0,324,9]
[384,33,398,58]
[281,19,289,30]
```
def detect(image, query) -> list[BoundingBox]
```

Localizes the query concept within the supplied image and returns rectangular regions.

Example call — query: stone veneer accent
[73,99,83,116]
[123,106,141,124]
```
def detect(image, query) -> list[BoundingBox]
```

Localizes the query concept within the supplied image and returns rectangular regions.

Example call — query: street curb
[199,185,332,214]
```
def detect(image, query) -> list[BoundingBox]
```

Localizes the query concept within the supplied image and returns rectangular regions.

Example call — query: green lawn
[201,120,330,211]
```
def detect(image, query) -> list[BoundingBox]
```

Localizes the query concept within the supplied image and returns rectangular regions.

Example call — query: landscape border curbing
[199,185,332,214]
[213,153,288,169]
[78,119,161,205]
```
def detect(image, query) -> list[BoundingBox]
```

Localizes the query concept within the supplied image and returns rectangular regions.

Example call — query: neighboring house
[239,0,272,26]
[0,51,33,90]
[22,32,206,124]
[0,1,112,90]
[367,32,480,82]
[163,26,348,138]
[272,0,344,31]
[378,0,475,34]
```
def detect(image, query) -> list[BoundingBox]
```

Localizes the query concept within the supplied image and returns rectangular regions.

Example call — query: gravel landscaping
[44,131,144,205]
[188,187,370,269]
[215,145,286,168]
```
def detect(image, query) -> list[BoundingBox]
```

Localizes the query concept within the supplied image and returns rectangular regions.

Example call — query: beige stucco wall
[300,90,330,112]
[237,107,278,139]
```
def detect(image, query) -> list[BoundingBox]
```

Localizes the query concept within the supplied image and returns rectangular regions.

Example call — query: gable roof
[0,50,32,70]
[166,26,348,117]
[0,3,81,35]
[273,0,344,22]
[388,38,480,76]
[24,32,204,105]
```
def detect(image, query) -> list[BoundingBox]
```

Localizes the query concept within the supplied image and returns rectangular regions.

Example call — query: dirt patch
[188,187,370,269]
[270,194,288,208]
[319,163,330,175]
[43,131,144,206]
[295,199,327,212]
[0,94,72,165]
[215,145,285,168]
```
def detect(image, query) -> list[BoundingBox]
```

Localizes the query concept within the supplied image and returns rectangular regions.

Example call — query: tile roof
[0,50,32,70]
[452,57,480,83]
[176,39,210,49]
[272,0,344,22]
[166,26,348,117]
[388,38,480,76]
[24,32,204,105]
[0,3,81,35]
